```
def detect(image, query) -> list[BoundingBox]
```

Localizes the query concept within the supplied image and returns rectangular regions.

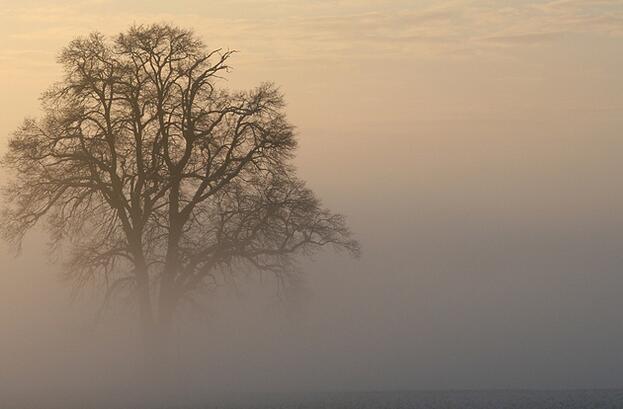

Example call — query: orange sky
[1,0,623,397]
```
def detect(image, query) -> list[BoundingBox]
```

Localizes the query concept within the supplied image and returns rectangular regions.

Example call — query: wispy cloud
[0,0,621,70]
[480,31,566,45]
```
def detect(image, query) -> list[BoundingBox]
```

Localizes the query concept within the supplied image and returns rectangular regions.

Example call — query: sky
[1,0,623,405]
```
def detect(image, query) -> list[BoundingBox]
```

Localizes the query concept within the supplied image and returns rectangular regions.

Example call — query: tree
[1,24,359,358]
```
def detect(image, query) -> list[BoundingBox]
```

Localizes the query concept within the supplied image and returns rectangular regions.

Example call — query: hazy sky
[1,0,623,404]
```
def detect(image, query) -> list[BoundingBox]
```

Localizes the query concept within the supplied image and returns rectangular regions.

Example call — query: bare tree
[1,24,359,357]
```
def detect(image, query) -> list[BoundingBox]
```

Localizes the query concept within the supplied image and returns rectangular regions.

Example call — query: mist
[1,1,623,408]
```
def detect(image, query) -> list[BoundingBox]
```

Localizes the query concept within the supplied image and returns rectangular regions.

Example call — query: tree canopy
[1,24,358,340]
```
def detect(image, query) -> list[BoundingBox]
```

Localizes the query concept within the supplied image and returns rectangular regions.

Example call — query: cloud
[539,0,623,11]
[480,31,566,45]
[0,0,621,70]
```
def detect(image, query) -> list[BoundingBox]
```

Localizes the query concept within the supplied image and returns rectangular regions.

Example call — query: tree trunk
[137,292,181,401]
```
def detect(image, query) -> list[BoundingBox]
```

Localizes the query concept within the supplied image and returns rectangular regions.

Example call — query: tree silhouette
[1,24,359,356]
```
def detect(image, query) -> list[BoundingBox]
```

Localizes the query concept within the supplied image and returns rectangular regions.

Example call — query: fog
[1,0,623,407]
